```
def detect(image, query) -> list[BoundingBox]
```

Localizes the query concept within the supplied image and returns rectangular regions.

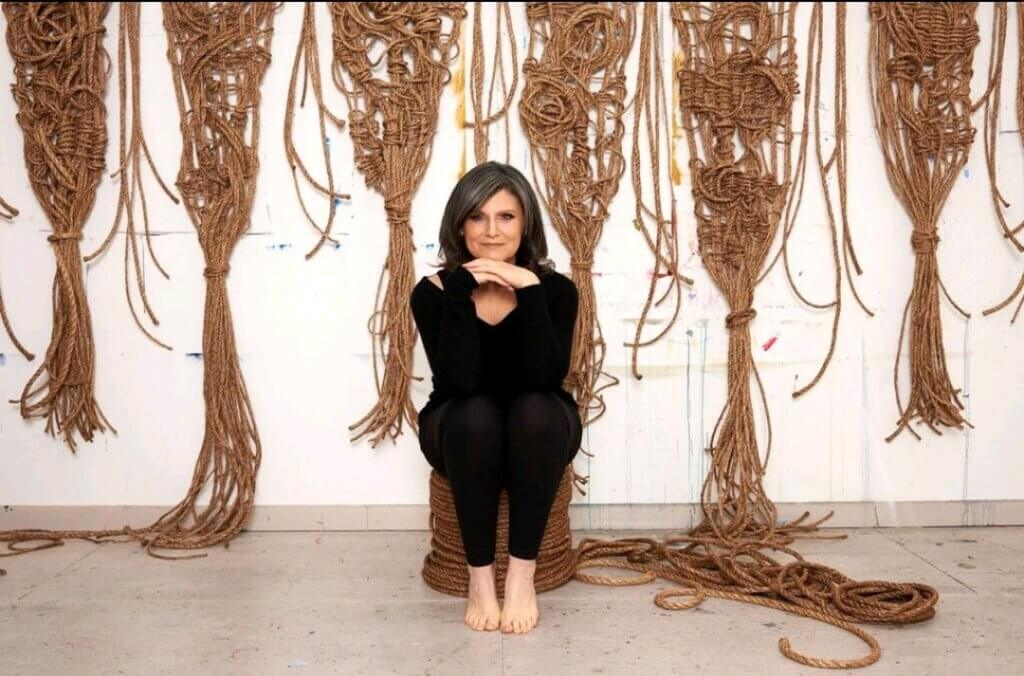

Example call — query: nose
[486,216,499,237]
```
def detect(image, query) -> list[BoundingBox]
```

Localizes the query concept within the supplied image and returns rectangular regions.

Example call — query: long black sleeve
[410,266,483,395]
[508,275,578,391]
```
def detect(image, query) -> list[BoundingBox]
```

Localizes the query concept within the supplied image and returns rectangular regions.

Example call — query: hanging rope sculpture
[466,1,518,165]
[761,1,873,396]
[519,2,634,428]
[572,4,939,668]
[331,2,467,447]
[679,0,803,544]
[284,2,351,260]
[0,1,275,561]
[869,2,984,441]
[4,2,114,452]
[626,3,693,381]
[982,2,1024,323]
[86,2,179,350]
[0,197,33,361]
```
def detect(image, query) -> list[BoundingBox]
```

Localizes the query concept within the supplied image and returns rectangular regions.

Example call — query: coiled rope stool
[421,467,576,597]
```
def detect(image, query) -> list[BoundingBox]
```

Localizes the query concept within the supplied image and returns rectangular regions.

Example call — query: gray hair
[436,162,554,276]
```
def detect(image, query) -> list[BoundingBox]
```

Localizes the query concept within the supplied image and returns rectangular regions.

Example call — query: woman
[410,162,582,634]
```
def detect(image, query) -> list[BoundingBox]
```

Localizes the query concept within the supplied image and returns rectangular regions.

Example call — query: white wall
[1,2,1022,511]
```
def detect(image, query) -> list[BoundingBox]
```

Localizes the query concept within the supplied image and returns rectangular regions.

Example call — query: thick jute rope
[331,2,467,448]
[0,196,34,361]
[982,2,1024,323]
[626,3,693,381]
[1,1,275,562]
[421,468,575,598]
[285,2,351,260]
[86,2,179,351]
[574,536,937,670]
[571,5,940,669]
[677,0,801,545]
[519,1,634,432]
[466,1,518,165]
[5,2,114,452]
[869,2,982,441]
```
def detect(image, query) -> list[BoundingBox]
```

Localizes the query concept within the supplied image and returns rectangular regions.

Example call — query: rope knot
[910,230,939,254]
[47,232,83,245]
[571,258,594,272]
[725,308,757,330]
[203,265,230,279]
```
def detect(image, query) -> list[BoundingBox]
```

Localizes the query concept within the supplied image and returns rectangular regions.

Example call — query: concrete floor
[1,527,1022,675]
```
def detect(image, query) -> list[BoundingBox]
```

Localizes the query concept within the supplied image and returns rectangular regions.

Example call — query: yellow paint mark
[453,31,467,178]
[670,48,684,186]
[671,152,683,186]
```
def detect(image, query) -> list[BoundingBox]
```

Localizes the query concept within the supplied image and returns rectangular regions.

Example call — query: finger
[482,270,514,287]
[475,272,513,289]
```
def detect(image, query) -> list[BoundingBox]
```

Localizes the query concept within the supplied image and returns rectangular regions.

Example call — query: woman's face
[462,189,524,264]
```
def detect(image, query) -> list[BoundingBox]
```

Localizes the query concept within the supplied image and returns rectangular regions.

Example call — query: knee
[507,392,566,445]
[444,394,504,450]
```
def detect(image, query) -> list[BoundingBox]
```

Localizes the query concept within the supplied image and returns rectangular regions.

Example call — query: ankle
[467,562,496,584]
[505,555,537,579]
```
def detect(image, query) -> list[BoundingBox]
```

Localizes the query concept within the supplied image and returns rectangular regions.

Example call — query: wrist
[444,266,479,294]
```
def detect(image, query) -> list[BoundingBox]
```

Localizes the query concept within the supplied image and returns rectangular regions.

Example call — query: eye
[501,213,514,220]
[467,213,483,222]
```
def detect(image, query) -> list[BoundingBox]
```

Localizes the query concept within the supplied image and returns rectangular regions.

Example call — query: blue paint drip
[425,242,436,250]
[964,167,971,179]
[696,322,709,490]
[186,352,203,361]
[0,353,6,366]
[685,333,694,501]
[267,243,292,251]
[331,241,342,250]
[333,197,342,207]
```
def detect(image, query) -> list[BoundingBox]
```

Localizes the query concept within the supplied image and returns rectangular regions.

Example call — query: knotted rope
[4,1,114,452]
[331,2,467,448]
[869,2,982,441]
[626,3,693,381]
[85,2,180,350]
[1,0,275,561]
[519,1,634,429]
[572,5,940,668]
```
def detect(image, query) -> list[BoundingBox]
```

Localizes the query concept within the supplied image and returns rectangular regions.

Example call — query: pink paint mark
[762,336,778,351]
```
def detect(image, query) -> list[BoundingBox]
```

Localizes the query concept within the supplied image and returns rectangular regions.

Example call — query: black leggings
[419,391,582,567]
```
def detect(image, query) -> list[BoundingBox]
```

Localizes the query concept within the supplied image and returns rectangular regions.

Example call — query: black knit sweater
[409,265,579,422]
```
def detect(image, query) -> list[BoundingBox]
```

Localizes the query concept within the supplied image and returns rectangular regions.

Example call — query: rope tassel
[868,2,981,440]
[330,2,467,447]
[4,2,114,452]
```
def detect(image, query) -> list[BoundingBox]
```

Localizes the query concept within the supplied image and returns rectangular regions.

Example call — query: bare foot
[465,563,501,631]
[500,555,539,634]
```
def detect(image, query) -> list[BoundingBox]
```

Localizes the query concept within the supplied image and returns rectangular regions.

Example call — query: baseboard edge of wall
[1,500,1020,532]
